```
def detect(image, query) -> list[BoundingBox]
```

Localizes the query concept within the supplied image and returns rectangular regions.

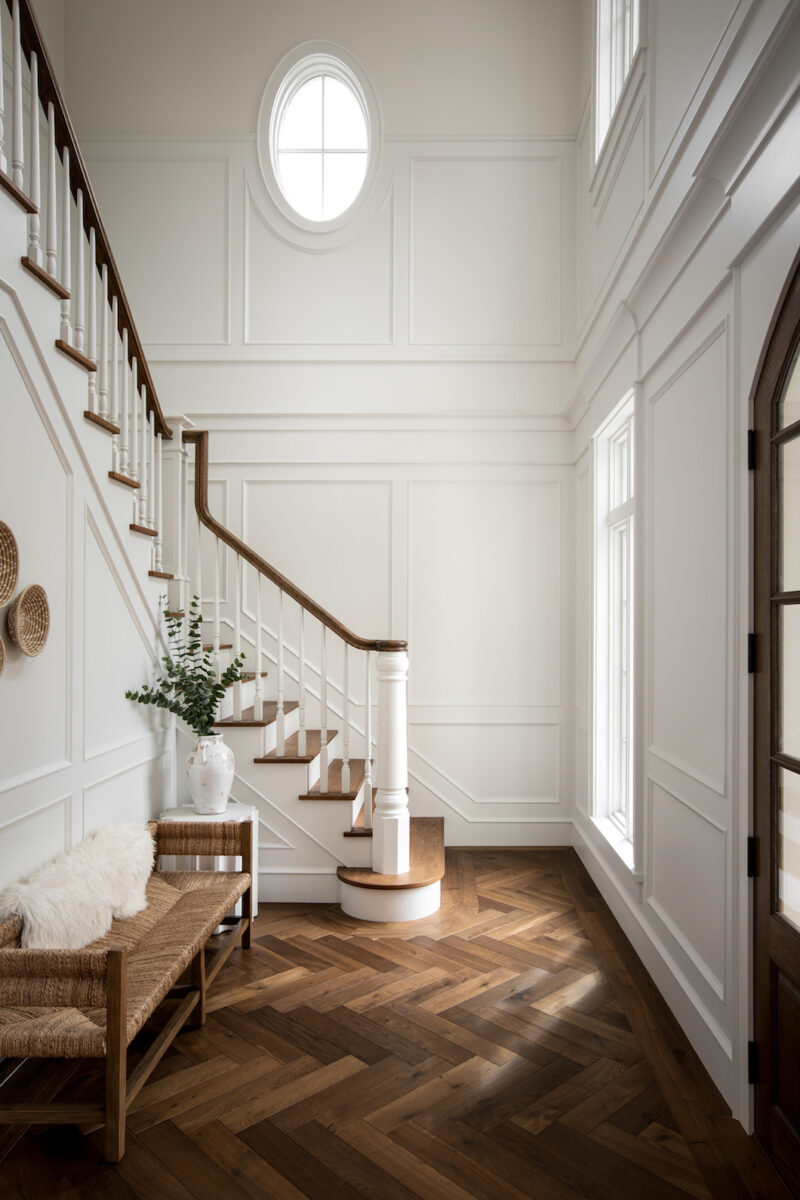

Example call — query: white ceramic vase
[186,733,234,814]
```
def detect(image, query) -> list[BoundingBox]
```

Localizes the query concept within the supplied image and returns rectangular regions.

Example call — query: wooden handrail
[183,430,407,652]
[6,0,172,439]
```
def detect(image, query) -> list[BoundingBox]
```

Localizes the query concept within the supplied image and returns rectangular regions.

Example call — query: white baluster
[109,294,119,469]
[195,513,203,634]
[181,432,189,631]
[60,147,71,342]
[27,53,41,263]
[73,190,85,352]
[364,651,373,829]
[11,0,23,190]
[212,537,221,680]
[0,0,6,175]
[341,643,350,793]
[154,432,164,571]
[87,228,97,409]
[233,554,243,720]
[173,420,184,610]
[98,265,108,418]
[319,625,328,793]
[129,355,138,482]
[46,103,57,278]
[298,607,307,757]
[138,387,149,525]
[147,413,156,532]
[119,329,129,474]
[276,590,285,755]
[372,650,410,874]
[253,571,264,719]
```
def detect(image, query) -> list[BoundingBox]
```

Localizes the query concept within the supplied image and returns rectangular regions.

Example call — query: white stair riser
[340,879,441,922]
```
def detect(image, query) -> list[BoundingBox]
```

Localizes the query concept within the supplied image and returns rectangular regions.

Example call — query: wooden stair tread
[130,523,157,537]
[109,470,139,489]
[255,729,337,764]
[225,671,269,690]
[343,802,373,837]
[56,339,96,371]
[299,758,366,801]
[337,817,444,890]
[22,255,69,297]
[2,174,37,213]
[216,701,298,728]
[85,411,120,435]
[203,643,232,651]
[148,570,174,580]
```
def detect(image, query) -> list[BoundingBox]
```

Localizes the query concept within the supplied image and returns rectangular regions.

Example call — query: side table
[158,800,259,917]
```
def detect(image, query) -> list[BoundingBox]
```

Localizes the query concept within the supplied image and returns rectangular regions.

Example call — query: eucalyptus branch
[126,596,246,738]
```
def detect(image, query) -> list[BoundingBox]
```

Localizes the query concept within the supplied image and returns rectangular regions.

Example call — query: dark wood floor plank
[0,847,793,1200]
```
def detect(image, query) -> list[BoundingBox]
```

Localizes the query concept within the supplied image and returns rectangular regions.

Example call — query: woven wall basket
[7,584,50,657]
[0,522,19,607]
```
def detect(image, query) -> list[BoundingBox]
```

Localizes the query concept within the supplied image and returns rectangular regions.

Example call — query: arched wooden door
[753,249,800,1194]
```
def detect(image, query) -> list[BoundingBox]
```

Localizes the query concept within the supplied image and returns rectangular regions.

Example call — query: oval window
[270,57,370,223]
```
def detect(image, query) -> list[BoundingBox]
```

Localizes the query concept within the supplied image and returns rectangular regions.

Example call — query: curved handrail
[7,0,172,439]
[183,430,407,653]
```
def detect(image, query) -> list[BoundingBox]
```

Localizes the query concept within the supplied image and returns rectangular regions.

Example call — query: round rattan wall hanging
[0,522,19,607]
[7,584,50,657]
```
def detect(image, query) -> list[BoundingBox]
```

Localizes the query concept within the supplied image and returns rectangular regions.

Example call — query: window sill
[591,815,635,871]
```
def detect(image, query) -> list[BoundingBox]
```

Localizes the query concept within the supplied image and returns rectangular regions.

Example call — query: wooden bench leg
[242,830,254,951]
[189,948,206,1027]
[104,948,127,1163]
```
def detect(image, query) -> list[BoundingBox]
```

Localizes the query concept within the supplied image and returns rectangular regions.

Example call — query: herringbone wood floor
[0,849,794,1200]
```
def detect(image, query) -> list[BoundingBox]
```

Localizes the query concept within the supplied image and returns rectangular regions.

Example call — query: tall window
[594,392,635,856]
[595,0,639,157]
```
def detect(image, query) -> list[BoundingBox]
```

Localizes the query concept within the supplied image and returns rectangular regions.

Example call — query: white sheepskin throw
[0,822,154,949]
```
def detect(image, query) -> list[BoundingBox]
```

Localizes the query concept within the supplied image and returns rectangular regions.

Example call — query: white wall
[62,0,582,847]
[571,0,800,1123]
[0,195,174,890]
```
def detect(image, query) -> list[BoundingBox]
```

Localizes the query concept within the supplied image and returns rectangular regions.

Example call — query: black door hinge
[748,633,755,674]
[747,836,758,878]
[748,1039,759,1085]
[748,429,755,470]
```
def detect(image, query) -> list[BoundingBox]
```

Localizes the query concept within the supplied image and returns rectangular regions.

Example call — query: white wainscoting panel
[408,479,561,708]
[83,752,169,832]
[595,114,645,287]
[0,796,70,880]
[649,328,728,793]
[410,156,563,346]
[647,781,727,998]
[410,722,559,805]
[245,188,394,345]
[86,155,230,345]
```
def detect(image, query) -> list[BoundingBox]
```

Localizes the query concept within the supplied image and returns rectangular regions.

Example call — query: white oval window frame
[257,42,382,240]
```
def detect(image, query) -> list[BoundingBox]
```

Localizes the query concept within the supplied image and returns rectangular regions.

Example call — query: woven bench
[0,819,253,1161]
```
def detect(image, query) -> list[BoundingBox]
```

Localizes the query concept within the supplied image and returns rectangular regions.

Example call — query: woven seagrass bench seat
[0,819,254,1162]
[0,870,248,1058]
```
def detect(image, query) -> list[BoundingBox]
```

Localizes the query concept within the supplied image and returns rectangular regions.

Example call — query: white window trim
[593,390,636,866]
[257,41,382,240]
[594,0,640,163]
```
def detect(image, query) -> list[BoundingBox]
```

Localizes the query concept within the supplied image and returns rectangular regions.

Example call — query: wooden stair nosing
[55,339,96,371]
[21,254,69,296]
[130,523,157,537]
[203,643,233,651]
[299,758,366,802]
[148,570,174,580]
[85,411,120,435]
[254,728,337,764]
[226,671,269,691]
[215,700,298,729]
[337,817,444,890]
[108,470,140,490]
[1,172,37,214]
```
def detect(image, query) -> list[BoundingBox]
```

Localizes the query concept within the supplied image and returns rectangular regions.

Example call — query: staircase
[0,0,443,920]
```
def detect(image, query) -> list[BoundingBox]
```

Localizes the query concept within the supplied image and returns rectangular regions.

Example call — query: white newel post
[372,650,409,875]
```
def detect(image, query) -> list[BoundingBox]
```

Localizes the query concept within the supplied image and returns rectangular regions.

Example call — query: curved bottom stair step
[338,818,444,921]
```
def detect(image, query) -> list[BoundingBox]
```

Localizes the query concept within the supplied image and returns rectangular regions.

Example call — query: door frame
[752,245,800,1188]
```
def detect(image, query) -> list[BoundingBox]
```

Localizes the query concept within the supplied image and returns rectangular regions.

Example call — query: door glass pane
[780,436,800,591]
[779,768,800,932]
[778,343,800,430]
[781,606,800,758]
